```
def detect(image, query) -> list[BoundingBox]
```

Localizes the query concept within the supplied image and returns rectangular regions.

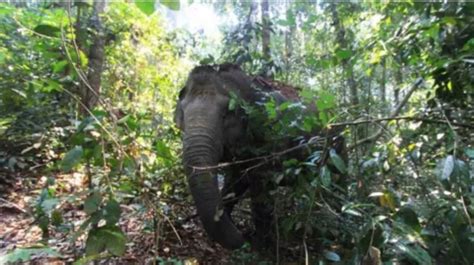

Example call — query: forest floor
[0,170,235,264]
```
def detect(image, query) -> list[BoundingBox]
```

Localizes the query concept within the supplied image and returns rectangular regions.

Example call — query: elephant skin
[174,64,345,250]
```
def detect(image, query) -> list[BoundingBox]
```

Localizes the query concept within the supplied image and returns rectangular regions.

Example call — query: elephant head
[174,65,256,249]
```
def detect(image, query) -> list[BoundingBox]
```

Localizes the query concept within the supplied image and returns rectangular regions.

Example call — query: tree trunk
[394,62,403,108]
[80,0,106,114]
[330,4,358,106]
[380,57,387,113]
[284,0,295,82]
[261,0,270,61]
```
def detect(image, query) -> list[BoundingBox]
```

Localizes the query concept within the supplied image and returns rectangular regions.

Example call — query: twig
[0,198,28,214]
[191,138,325,172]
[61,88,128,156]
[351,78,424,149]
[12,15,58,40]
[330,116,474,129]
[436,99,459,156]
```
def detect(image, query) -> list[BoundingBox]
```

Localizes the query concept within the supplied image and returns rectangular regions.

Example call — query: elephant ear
[174,87,186,130]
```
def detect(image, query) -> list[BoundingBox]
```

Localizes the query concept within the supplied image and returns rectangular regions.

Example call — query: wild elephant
[174,64,345,250]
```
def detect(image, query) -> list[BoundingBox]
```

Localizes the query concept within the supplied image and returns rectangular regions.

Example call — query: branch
[330,116,474,129]
[191,137,325,172]
[350,78,424,149]
[0,198,28,214]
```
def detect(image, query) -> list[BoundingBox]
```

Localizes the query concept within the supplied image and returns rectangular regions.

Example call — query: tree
[80,0,106,114]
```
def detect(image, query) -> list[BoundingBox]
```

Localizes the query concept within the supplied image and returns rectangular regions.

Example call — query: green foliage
[135,1,156,15]
[85,225,126,256]
[1,1,472,264]
[61,146,84,172]
[0,247,61,264]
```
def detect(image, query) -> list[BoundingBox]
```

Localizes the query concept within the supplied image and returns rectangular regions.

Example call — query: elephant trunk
[183,126,245,249]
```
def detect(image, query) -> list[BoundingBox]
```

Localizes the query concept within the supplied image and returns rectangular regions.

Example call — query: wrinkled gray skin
[175,65,302,249]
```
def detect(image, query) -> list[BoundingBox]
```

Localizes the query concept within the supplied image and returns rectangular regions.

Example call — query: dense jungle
[0,1,473,264]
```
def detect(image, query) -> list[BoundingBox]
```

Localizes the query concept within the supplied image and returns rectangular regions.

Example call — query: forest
[0,1,473,264]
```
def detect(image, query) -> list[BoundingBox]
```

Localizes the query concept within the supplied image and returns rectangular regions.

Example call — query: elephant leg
[223,168,249,216]
[249,175,274,248]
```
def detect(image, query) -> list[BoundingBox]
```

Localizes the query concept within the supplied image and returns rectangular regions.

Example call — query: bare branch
[191,137,325,171]
[330,116,474,129]
[350,78,424,149]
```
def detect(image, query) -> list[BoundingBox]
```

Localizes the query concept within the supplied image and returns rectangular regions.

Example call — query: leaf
[33,24,60,37]
[323,250,341,262]
[0,247,61,263]
[343,209,362,217]
[52,60,68,73]
[85,228,107,256]
[0,4,15,16]
[104,226,127,256]
[84,191,102,215]
[316,91,336,110]
[440,155,454,180]
[41,198,59,213]
[86,225,127,256]
[228,97,237,111]
[329,149,347,174]
[379,192,396,211]
[51,210,63,226]
[441,17,457,25]
[160,0,180,11]
[465,148,474,159]
[319,166,331,187]
[61,146,83,172]
[104,199,121,225]
[135,1,156,15]
[155,140,172,160]
[42,80,63,92]
[396,207,421,232]
[335,49,352,60]
[395,241,432,265]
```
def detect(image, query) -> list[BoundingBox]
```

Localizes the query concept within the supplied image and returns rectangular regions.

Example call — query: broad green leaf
[135,1,156,15]
[329,149,347,174]
[228,97,237,111]
[85,225,127,256]
[84,191,102,215]
[42,80,63,92]
[0,247,61,263]
[33,24,60,37]
[85,228,107,256]
[335,49,352,60]
[41,198,59,212]
[104,226,127,256]
[316,91,336,110]
[465,148,474,159]
[155,140,172,160]
[0,3,15,16]
[104,199,121,225]
[265,100,277,120]
[319,166,331,187]
[61,146,83,172]
[396,207,421,232]
[441,17,457,25]
[160,0,180,11]
[52,60,68,73]
[395,241,432,265]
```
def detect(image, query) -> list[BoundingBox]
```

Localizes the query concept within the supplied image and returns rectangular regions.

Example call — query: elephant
[174,64,346,250]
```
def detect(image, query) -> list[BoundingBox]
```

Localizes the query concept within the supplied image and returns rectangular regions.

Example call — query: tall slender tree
[80,0,106,114]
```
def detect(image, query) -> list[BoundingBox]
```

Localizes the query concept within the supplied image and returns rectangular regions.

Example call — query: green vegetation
[0,1,472,264]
